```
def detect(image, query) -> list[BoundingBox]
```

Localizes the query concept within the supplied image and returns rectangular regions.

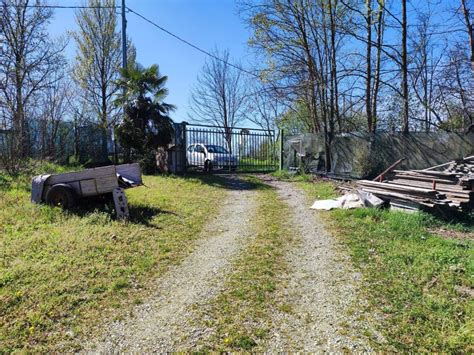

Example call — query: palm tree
[115,64,175,171]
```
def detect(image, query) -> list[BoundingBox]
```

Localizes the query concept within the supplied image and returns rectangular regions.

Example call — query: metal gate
[184,124,278,173]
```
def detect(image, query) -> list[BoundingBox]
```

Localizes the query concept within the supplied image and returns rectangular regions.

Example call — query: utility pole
[113,0,127,163]
[121,0,127,70]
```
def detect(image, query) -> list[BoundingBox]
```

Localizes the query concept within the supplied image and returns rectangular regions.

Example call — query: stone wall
[283,131,474,178]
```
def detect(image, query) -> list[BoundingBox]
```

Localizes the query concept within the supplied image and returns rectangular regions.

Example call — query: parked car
[186,143,238,171]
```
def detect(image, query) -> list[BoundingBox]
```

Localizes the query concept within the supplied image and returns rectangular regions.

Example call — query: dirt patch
[427,227,474,242]
[82,177,257,353]
[263,180,381,352]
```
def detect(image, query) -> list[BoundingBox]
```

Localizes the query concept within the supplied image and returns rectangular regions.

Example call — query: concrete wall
[283,131,474,178]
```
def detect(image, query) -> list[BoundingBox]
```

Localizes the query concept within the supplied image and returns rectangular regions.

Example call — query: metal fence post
[279,128,284,171]
[182,122,187,173]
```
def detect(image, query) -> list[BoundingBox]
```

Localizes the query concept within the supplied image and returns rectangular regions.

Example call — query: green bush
[353,145,385,179]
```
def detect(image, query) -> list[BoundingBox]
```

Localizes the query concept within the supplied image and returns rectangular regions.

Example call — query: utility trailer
[31,163,142,219]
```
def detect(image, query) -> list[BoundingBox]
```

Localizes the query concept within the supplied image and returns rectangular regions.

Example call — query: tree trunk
[365,0,373,132]
[461,0,474,72]
[372,0,384,132]
[101,83,109,162]
[329,0,341,134]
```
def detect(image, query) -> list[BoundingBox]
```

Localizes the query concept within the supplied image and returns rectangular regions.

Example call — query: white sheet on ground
[310,193,363,210]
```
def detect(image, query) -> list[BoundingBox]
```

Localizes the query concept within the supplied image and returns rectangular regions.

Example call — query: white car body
[186,143,238,171]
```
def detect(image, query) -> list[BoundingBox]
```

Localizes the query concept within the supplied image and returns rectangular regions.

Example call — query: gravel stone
[262,180,380,352]
[82,177,257,353]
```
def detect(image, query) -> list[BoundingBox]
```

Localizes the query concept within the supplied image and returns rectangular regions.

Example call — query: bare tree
[37,71,72,160]
[0,0,66,169]
[188,49,248,152]
[246,85,282,137]
[461,0,474,72]
[363,0,385,132]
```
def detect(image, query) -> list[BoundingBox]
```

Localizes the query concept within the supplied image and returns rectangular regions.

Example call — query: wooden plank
[422,160,455,171]
[389,179,468,193]
[96,175,119,194]
[357,180,439,196]
[358,187,434,203]
[46,165,117,185]
[392,170,459,182]
[392,173,459,185]
[80,179,98,196]
[373,158,405,182]
[409,170,461,178]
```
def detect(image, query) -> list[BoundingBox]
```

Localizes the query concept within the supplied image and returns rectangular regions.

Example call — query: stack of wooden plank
[356,156,474,212]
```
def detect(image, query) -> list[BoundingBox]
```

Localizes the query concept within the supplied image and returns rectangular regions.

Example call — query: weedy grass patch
[297,180,473,352]
[0,169,224,352]
[270,170,337,200]
[198,180,293,351]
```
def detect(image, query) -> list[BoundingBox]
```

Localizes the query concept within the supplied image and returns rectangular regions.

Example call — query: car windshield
[205,145,229,154]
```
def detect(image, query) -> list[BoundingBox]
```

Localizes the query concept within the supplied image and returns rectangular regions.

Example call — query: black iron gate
[183,124,278,173]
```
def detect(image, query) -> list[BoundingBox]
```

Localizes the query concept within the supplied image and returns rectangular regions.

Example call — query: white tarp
[31,174,51,204]
[310,191,384,210]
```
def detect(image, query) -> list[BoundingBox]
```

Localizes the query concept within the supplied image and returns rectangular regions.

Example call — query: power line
[6,3,260,79]
[126,6,260,79]
[6,4,119,9]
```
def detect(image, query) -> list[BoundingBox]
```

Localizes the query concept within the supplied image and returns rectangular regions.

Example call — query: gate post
[279,128,284,171]
[181,121,187,173]
[171,122,187,174]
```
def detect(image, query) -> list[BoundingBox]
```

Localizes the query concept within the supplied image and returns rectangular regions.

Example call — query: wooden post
[113,187,129,220]
[373,158,406,182]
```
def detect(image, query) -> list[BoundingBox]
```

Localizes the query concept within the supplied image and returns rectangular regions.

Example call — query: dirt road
[84,178,257,353]
[262,180,378,352]
[84,176,376,352]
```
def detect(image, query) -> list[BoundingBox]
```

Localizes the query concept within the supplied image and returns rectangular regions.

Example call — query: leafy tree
[72,0,135,162]
[115,64,175,173]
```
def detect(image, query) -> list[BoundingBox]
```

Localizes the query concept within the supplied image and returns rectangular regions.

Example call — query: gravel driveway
[262,180,379,352]
[83,177,257,353]
[82,176,380,352]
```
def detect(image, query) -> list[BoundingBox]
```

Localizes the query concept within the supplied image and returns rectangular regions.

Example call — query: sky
[47,0,254,123]
[46,0,470,126]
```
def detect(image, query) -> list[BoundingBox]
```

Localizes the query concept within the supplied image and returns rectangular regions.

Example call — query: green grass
[297,180,473,352]
[0,168,225,352]
[196,180,293,351]
[237,157,278,172]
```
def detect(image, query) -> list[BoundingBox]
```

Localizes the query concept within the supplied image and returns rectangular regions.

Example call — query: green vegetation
[115,63,174,173]
[296,180,473,352]
[198,180,293,351]
[237,157,278,171]
[0,166,224,352]
[270,170,312,181]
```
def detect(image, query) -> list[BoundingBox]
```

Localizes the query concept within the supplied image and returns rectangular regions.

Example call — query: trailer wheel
[46,184,76,209]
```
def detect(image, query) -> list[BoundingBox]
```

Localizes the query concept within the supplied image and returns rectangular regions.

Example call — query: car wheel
[45,184,76,209]
[204,160,213,172]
